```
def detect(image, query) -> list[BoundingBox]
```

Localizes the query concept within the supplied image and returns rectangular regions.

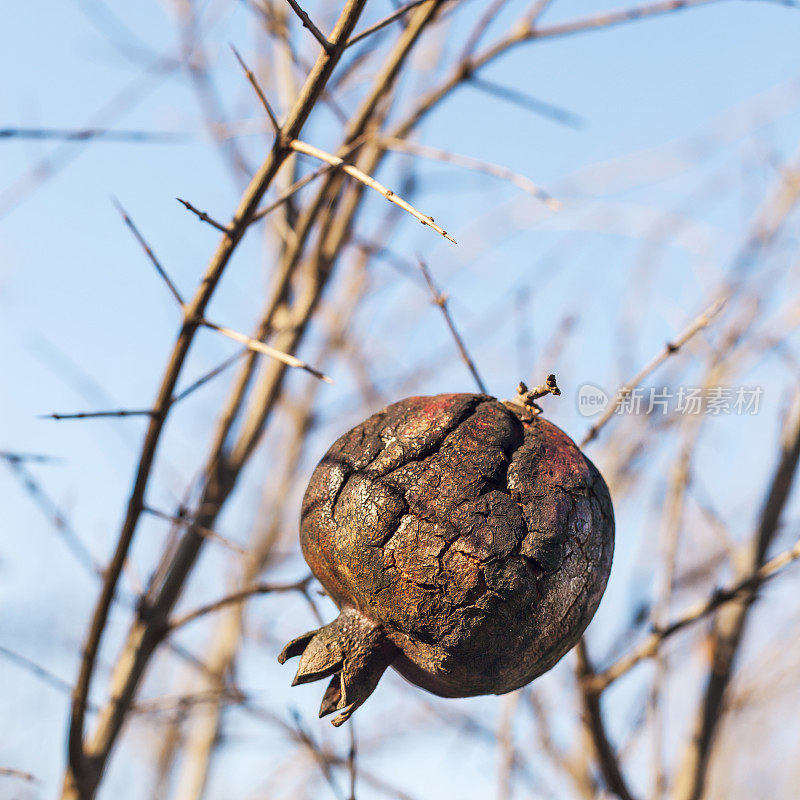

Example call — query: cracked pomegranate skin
[279,393,614,724]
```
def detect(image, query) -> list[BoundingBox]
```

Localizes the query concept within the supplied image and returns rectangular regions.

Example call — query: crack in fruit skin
[284,393,614,718]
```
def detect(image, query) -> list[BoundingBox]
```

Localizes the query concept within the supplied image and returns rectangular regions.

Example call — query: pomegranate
[279,386,614,725]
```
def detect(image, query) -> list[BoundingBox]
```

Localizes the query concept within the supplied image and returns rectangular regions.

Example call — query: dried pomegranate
[279,388,614,725]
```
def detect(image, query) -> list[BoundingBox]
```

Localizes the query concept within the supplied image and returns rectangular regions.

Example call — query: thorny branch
[585,529,800,693]
[417,259,486,392]
[64,3,369,796]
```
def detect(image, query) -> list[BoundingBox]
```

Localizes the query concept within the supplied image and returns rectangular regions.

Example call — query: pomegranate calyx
[278,607,397,726]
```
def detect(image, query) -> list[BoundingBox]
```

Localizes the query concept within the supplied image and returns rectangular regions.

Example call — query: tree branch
[284,0,333,52]
[673,391,800,800]
[289,138,457,242]
[417,259,486,392]
[63,3,368,796]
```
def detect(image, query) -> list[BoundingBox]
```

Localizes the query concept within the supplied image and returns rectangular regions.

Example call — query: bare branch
[64,3,368,793]
[1,454,101,576]
[587,530,800,693]
[378,135,559,207]
[505,376,561,415]
[112,198,185,306]
[580,296,727,447]
[0,643,77,698]
[576,642,638,800]
[199,318,334,383]
[175,198,232,234]
[459,0,514,60]
[230,44,281,132]
[252,160,336,222]
[346,0,431,48]
[496,693,519,800]
[290,138,457,242]
[170,351,245,405]
[142,506,249,557]
[417,259,487,392]
[284,0,333,52]
[0,450,63,464]
[348,724,358,800]
[673,391,800,800]
[167,576,313,631]
[39,409,154,421]
[533,0,718,42]
[0,767,37,783]
[0,127,184,142]
[250,134,369,223]
[467,76,585,129]
[389,0,720,143]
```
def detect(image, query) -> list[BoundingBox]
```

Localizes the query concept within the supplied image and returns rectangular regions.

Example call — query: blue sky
[2,1,800,798]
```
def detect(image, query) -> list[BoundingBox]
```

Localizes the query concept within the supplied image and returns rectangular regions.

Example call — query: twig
[175,198,231,234]
[289,138,457,242]
[290,711,347,800]
[177,0,254,181]
[533,0,718,41]
[230,44,280,132]
[0,643,77,698]
[524,375,561,401]
[0,767,38,783]
[576,642,638,800]
[41,353,251,418]
[0,52,182,220]
[0,127,186,142]
[459,0,513,60]
[378,135,559,208]
[0,450,63,464]
[1,455,213,691]
[167,576,313,631]
[133,687,245,715]
[40,409,154,421]
[284,0,333,52]
[250,134,369,223]
[586,530,800,693]
[142,506,249,556]
[199,318,334,383]
[527,689,598,798]
[170,350,246,405]
[1,455,101,576]
[346,0,431,48]
[523,0,558,26]
[112,198,185,306]
[252,160,337,222]
[580,296,727,447]
[467,76,585,129]
[418,259,486,392]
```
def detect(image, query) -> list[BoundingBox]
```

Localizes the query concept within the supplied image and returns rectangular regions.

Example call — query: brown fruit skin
[298,393,614,699]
